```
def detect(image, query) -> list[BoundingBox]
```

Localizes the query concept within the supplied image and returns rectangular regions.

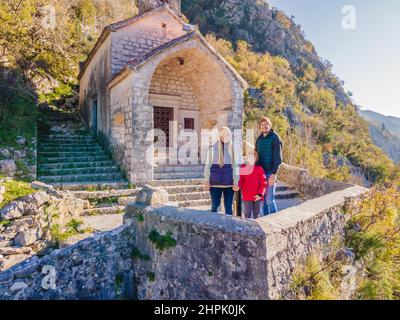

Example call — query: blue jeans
[210,187,234,215]
[263,174,278,215]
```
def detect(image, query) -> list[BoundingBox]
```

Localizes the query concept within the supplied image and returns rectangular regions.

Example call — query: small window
[184,118,195,130]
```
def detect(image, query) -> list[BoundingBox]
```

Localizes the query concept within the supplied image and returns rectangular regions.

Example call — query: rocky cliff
[182,0,350,105]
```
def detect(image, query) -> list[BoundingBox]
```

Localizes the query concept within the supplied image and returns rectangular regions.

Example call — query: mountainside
[182,0,350,106]
[360,109,400,136]
[367,123,400,164]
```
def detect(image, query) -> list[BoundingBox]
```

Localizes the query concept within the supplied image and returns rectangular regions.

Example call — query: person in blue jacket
[255,117,283,215]
[204,126,239,215]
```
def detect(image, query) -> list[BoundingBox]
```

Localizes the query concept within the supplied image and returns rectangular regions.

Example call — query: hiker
[204,126,239,215]
[238,149,267,219]
[255,117,283,215]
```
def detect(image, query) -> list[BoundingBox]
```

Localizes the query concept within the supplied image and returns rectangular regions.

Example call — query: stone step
[40,139,97,145]
[38,172,124,183]
[38,145,102,152]
[50,181,129,191]
[39,137,96,143]
[153,171,204,180]
[275,190,299,199]
[40,134,94,140]
[38,166,120,176]
[38,151,107,158]
[82,214,124,232]
[163,184,205,194]
[168,191,210,202]
[175,198,212,208]
[39,161,116,170]
[117,197,137,206]
[144,179,205,187]
[38,155,110,164]
[71,188,141,200]
[83,205,126,216]
[154,165,205,173]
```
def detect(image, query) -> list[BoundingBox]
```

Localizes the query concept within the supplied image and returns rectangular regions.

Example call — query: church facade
[78,0,248,182]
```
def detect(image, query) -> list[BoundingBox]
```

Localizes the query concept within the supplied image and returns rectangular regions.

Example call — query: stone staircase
[37,114,127,190]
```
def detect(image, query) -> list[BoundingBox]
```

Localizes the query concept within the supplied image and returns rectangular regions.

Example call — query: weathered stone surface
[16,136,26,146]
[21,192,50,208]
[125,185,369,300]
[135,186,169,206]
[14,228,43,247]
[0,185,5,204]
[0,148,11,159]
[279,163,354,199]
[0,270,14,285]
[10,281,27,292]
[0,224,135,300]
[0,201,25,220]
[0,160,17,177]
[0,247,33,256]
[0,254,32,272]
[0,240,13,248]
[31,181,63,198]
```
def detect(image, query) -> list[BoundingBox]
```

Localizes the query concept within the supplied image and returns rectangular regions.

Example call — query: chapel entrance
[153,106,174,161]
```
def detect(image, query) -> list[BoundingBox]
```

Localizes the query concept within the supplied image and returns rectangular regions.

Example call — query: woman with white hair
[204,126,239,215]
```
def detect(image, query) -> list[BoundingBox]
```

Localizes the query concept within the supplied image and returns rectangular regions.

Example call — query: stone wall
[0,224,135,300]
[0,183,88,272]
[278,163,354,198]
[124,185,369,300]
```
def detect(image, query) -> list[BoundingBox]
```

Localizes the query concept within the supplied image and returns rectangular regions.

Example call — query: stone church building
[78,0,248,182]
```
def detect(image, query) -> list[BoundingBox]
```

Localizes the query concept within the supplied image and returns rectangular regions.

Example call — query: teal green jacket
[255,129,283,175]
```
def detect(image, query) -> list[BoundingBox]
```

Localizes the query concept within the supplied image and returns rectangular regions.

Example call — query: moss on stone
[147,271,155,282]
[148,230,177,251]
[131,247,151,261]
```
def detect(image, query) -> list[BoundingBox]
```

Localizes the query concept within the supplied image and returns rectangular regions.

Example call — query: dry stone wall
[0,183,88,272]
[0,224,135,300]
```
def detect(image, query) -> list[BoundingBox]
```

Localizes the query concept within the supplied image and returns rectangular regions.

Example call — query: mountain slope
[182,0,350,106]
[367,123,400,164]
[360,110,400,136]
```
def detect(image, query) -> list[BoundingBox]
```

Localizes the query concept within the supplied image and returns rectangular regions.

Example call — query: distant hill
[367,123,400,163]
[359,110,400,136]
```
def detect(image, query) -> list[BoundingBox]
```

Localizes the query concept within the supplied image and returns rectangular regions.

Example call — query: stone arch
[127,37,245,181]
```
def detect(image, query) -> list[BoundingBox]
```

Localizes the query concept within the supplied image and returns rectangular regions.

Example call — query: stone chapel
[78,0,248,182]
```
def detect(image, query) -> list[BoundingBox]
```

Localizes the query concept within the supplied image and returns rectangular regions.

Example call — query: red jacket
[238,164,268,201]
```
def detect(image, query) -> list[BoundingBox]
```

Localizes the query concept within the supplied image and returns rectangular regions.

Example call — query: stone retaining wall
[0,224,135,300]
[279,163,354,198]
[124,185,369,300]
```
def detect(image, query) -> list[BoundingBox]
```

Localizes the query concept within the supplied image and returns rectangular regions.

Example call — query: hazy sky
[267,0,400,118]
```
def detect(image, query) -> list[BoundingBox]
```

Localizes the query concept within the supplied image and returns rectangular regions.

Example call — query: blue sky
[267,0,400,118]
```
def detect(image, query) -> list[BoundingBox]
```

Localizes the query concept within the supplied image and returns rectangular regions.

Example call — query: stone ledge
[257,185,370,232]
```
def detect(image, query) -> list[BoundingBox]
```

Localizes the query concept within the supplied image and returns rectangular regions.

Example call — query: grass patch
[89,196,119,207]
[50,219,84,248]
[38,82,75,106]
[136,214,144,222]
[148,230,177,251]
[0,177,36,207]
[0,90,37,149]
[0,220,11,228]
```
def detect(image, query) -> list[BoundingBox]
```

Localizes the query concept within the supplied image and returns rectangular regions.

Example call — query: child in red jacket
[238,150,268,219]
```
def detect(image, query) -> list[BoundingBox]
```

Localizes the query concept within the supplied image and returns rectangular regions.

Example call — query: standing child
[238,150,267,219]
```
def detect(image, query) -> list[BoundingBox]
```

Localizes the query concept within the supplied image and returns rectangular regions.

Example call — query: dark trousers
[210,187,234,215]
[243,201,262,219]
